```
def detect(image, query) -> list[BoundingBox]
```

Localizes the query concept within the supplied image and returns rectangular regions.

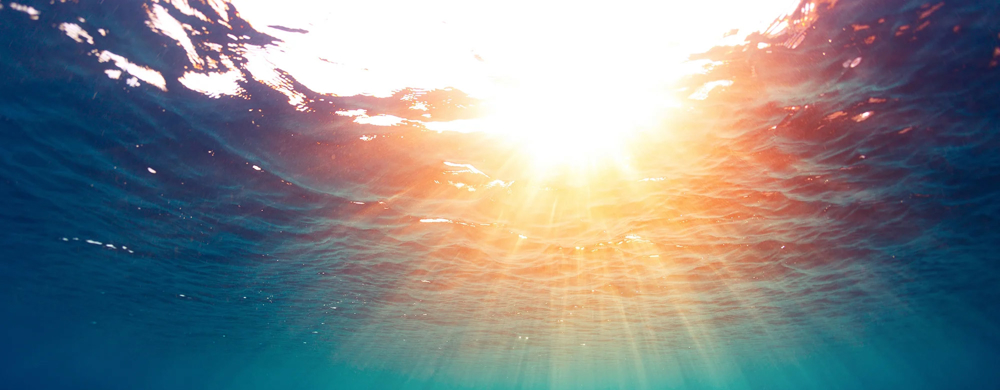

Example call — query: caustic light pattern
[1,0,1000,389]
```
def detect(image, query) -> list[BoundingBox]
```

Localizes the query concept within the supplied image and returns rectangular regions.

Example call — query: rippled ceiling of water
[2,0,1000,388]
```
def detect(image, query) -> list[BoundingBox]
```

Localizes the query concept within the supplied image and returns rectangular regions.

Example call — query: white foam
[58,23,94,44]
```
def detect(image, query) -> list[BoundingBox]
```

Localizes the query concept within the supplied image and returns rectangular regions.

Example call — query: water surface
[1,0,1000,389]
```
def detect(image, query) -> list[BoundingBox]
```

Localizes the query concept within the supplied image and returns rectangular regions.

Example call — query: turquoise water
[1,0,1000,389]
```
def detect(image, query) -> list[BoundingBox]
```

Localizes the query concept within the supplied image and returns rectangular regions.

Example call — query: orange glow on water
[117,0,849,367]
[18,0,977,386]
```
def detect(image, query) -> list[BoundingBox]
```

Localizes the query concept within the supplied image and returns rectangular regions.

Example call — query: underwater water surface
[1,0,1000,389]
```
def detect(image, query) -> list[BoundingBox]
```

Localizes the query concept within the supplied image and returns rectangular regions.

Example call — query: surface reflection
[227,0,809,166]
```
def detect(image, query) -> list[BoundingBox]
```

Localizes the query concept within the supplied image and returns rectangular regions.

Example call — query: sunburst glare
[7,0,999,388]
[230,0,804,169]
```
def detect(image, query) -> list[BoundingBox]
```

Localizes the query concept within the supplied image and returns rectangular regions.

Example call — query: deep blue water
[2,0,1000,389]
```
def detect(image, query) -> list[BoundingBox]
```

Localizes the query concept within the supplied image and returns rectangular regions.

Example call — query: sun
[485,87,656,170]
[230,0,807,170]
[426,77,672,174]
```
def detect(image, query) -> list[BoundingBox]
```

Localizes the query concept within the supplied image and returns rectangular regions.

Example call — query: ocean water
[1,0,1000,389]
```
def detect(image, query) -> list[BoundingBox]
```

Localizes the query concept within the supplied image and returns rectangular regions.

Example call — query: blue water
[2,0,1000,389]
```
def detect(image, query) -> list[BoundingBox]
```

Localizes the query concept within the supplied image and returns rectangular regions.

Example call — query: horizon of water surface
[1,0,1000,389]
